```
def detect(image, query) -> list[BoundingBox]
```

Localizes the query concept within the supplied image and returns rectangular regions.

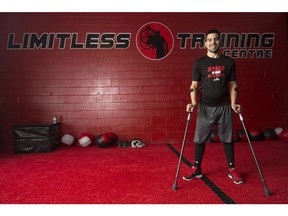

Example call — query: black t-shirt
[192,54,237,106]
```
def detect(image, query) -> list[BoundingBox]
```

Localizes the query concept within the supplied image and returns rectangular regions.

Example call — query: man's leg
[223,142,235,168]
[224,142,245,184]
[182,142,205,181]
[194,142,206,168]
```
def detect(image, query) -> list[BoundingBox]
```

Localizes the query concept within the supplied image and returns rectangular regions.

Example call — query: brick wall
[0,13,287,153]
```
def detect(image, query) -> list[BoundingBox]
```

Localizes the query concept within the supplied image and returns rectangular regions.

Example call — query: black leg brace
[194,142,206,168]
[223,142,235,168]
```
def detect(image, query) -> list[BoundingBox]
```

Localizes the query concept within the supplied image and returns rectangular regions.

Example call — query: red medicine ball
[238,129,248,142]
[274,127,283,140]
[249,129,264,141]
[95,133,112,148]
[106,132,118,144]
[79,133,93,147]
[281,129,288,142]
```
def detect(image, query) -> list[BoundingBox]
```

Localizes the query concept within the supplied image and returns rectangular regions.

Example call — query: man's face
[205,33,220,53]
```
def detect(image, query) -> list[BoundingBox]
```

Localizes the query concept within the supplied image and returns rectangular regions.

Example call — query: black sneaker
[182,166,203,181]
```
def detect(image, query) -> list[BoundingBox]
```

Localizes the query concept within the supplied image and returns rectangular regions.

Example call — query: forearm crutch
[172,112,191,190]
[239,113,271,196]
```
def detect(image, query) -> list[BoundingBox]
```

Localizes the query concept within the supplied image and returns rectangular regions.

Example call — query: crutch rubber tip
[172,182,178,190]
[265,187,271,196]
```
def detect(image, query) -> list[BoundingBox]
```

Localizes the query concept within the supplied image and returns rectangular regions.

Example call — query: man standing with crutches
[183,29,245,184]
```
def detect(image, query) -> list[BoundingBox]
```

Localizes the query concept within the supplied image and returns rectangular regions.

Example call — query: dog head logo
[136,22,174,60]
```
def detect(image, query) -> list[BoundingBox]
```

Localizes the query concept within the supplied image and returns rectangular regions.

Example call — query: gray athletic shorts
[194,104,233,144]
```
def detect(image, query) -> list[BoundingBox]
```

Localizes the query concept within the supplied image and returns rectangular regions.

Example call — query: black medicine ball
[249,129,264,141]
[238,129,248,142]
[262,128,277,141]
[233,131,240,143]
[95,134,112,148]
[210,130,220,142]
[106,132,118,145]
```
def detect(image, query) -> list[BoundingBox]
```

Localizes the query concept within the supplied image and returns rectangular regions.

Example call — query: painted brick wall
[0,13,287,153]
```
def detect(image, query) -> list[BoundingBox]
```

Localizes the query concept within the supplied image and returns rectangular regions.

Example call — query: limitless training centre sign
[6,21,275,60]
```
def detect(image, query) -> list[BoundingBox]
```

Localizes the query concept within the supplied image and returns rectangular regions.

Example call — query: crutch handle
[239,113,243,121]
[187,112,191,121]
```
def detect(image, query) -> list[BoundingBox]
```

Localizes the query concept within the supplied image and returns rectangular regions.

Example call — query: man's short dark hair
[206,29,221,37]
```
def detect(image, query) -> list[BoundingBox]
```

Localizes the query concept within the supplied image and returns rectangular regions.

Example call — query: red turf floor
[0,141,287,205]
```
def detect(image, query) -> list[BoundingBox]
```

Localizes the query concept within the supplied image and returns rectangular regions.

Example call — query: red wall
[0,13,287,153]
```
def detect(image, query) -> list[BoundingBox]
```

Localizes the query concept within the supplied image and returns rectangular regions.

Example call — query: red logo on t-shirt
[207,66,225,81]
